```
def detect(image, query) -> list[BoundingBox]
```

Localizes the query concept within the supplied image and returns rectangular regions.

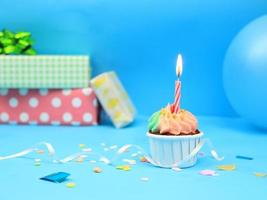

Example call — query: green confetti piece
[4,45,16,54]
[15,32,31,39]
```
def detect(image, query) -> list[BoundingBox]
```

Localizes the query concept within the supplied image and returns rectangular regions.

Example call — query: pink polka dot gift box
[0,88,98,126]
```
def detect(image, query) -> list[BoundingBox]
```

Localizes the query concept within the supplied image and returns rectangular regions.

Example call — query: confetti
[40,172,70,183]
[131,153,138,157]
[116,165,131,171]
[199,169,218,176]
[34,158,41,166]
[140,177,149,181]
[93,167,102,173]
[66,182,76,188]
[90,160,97,163]
[123,159,136,165]
[75,157,84,163]
[36,150,45,154]
[101,143,106,147]
[99,157,111,165]
[140,157,149,163]
[79,144,86,149]
[217,164,236,171]
[236,155,253,160]
[82,148,92,152]
[109,145,118,150]
[198,152,205,157]
[172,167,182,172]
[254,172,267,177]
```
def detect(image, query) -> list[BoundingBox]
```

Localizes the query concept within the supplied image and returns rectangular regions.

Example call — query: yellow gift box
[90,71,136,128]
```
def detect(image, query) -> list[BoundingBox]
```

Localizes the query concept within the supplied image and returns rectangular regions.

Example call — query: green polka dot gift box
[0,55,90,88]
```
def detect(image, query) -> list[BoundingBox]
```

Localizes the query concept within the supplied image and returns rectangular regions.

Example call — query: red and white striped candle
[173,54,183,113]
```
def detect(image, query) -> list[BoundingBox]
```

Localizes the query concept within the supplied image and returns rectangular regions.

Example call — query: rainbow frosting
[148,105,198,135]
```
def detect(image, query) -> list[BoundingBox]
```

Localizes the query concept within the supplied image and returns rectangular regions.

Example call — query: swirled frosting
[148,105,198,135]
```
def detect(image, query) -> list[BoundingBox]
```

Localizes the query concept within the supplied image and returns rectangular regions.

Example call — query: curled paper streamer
[111,138,224,167]
[0,138,223,169]
[0,142,55,161]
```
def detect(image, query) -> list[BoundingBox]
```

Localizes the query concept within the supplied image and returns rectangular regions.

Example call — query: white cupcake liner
[146,132,204,168]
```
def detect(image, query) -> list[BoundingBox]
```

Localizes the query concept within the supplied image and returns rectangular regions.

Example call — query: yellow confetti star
[79,144,86,149]
[217,164,236,171]
[66,182,76,188]
[254,172,267,177]
[116,165,131,171]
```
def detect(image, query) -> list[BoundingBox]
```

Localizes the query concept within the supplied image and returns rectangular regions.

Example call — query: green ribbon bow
[0,29,36,55]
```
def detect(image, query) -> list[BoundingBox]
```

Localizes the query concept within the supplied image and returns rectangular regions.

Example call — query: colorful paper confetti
[116,165,131,171]
[79,144,86,149]
[123,159,136,165]
[236,155,253,160]
[93,167,102,173]
[82,148,92,152]
[109,145,118,150]
[140,177,149,182]
[66,182,76,188]
[140,157,149,163]
[217,164,236,171]
[254,172,267,177]
[172,167,182,172]
[34,158,41,166]
[131,153,138,157]
[75,157,84,163]
[199,169,218,176]
[36,149,45,154]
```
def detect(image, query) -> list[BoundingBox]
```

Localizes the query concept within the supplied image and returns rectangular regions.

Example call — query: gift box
[0,55,90,88]
[0,87,98,126]
[90,71,136,128]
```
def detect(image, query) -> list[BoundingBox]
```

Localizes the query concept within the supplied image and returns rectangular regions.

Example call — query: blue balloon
[223,15,267,129]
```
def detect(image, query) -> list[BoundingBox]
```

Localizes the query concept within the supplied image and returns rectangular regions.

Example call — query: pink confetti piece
[199,169,218,176]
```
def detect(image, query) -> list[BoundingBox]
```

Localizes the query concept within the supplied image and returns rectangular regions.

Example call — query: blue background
[1,0,267,116]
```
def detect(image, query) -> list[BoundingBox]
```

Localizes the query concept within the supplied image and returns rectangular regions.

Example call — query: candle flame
[176,54,183,78]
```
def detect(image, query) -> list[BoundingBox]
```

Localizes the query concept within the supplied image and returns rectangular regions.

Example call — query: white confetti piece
[82,148,92,152]
[104,147,109,151]
[172,167,182,172]
[109,145,118,150]
[199,169,218,176]
[35,158,41,162]
[101,143,106,147]
[140,177,149,181]
[99,157,111,164]
[90,160,97,163]
[131,153,138,157]
[123,159,136,165]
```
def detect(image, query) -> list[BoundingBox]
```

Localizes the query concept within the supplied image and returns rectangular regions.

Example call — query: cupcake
[147,105,203,168]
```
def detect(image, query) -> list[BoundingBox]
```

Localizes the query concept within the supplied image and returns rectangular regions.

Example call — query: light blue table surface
[0,116,266,200]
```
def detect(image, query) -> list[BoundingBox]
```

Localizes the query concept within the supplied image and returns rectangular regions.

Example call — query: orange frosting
[148,106,198,135]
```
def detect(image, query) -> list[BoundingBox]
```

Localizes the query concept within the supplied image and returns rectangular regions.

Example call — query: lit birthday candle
[173,54,183,113]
